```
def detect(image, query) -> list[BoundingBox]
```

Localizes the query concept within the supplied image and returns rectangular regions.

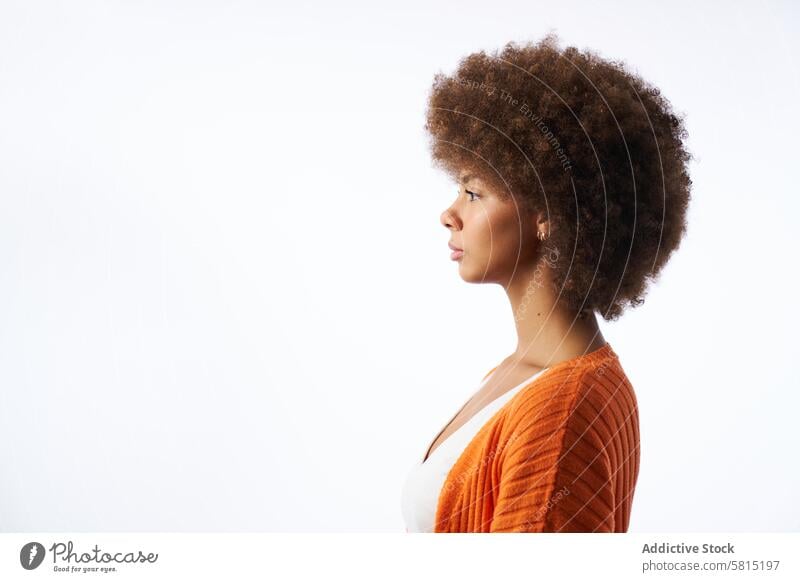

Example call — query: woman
[401,33,692,533]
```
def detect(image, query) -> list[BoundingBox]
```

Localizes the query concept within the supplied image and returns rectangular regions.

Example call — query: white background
[0,0,798,532]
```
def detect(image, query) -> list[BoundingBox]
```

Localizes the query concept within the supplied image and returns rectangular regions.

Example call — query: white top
[400,366,550,533]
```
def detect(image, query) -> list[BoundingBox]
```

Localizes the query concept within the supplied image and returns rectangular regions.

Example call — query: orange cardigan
[433,342,640,532]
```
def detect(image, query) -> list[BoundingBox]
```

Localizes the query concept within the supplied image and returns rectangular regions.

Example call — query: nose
[440,205,461,230]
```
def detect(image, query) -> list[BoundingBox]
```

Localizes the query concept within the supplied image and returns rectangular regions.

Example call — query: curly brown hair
[424,33,692,321]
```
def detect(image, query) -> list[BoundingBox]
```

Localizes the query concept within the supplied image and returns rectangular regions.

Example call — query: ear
[534,209,550,237]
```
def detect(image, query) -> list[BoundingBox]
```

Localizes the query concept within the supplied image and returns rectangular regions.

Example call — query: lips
[448,241,464,261]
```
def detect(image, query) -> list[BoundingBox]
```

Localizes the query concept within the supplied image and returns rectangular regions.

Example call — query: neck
[503,259,606,368]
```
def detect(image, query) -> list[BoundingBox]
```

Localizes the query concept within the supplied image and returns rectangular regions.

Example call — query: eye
[465,189,480,202]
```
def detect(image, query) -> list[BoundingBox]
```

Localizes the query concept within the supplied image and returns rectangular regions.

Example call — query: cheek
[468,214,495,248]
[467,206,536,265]
[487,210,526,252]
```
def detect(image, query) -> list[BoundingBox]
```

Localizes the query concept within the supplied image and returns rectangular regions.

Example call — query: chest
[423,364,546,462]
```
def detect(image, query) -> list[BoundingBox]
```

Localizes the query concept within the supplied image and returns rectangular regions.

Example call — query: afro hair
[425,32,692,321]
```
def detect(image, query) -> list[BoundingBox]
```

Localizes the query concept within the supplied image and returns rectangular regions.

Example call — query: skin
[424,171,606,461]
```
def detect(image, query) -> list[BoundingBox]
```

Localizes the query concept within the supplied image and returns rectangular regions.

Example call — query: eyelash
[465,189,480,202]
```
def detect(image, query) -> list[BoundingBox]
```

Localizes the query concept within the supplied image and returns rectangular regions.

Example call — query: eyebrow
[458,173,476,185]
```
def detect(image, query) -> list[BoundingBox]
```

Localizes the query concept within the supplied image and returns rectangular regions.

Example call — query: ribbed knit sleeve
[489,364,640,532]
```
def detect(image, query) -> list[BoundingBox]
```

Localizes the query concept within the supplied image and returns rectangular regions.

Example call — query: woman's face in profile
[440,173,540,286]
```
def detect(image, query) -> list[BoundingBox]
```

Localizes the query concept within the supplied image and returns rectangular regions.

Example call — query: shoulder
[500,353,638,456]
[490,349,640,532]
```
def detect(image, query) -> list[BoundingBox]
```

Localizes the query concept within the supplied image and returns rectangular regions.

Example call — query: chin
[457,261,492,284]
